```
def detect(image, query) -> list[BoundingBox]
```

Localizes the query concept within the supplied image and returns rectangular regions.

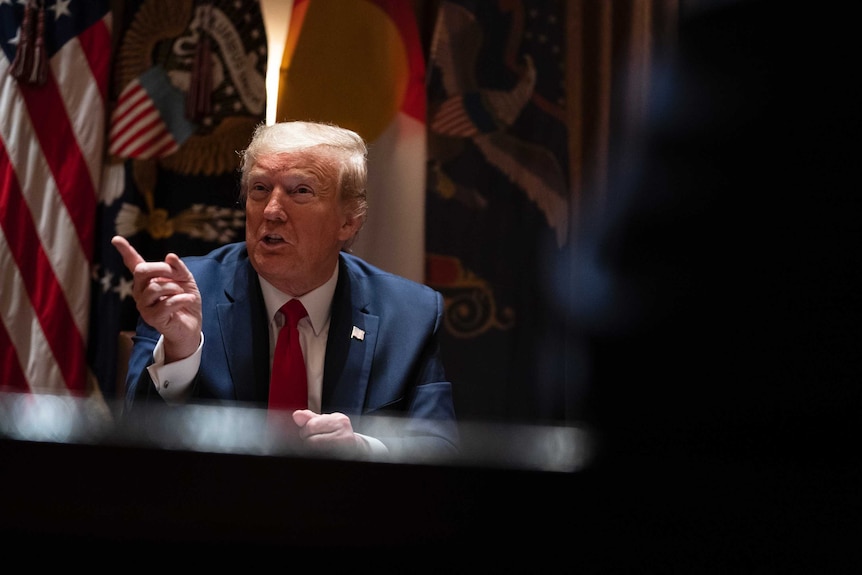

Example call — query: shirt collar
[259,262,339,336]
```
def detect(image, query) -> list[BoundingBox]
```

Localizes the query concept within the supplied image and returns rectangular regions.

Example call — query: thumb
[165,251,196,282]
[292,409,316,427]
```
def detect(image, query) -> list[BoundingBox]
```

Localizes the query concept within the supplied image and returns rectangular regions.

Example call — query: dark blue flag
[425,0,572,424]
[88,0,267,406]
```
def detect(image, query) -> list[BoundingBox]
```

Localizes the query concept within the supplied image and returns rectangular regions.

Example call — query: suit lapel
[322,256,378,415]
[216,254,269,402]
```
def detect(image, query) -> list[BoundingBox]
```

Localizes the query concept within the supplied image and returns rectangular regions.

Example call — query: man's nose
[263,189,287,218]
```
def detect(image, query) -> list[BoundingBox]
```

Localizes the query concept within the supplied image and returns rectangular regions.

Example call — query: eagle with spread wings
[428,2,569,247]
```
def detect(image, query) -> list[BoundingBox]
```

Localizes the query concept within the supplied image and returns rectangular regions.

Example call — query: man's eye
[293,186,313,195]
[248,185,269,199]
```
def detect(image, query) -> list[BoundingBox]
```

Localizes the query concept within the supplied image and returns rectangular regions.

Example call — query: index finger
[111,235,145,273]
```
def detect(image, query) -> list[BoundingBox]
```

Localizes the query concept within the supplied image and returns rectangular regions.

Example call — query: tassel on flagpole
[9,0,48,86]
[186,3,214,121]
[9,0,36,81]
[31,0,48,85]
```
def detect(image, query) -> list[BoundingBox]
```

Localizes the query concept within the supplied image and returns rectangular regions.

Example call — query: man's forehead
[251,151,333,175]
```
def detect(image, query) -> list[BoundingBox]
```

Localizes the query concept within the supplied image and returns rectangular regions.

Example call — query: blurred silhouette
[552,0,862,568]
[565,0,861,462]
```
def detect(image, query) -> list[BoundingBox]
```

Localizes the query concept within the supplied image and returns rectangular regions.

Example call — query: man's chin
[251,246,289,271]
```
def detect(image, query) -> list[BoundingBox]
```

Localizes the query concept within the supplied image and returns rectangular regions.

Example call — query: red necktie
[268,298,308,412]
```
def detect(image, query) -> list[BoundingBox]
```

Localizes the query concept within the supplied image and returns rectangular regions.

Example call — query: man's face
[244,149,358,296]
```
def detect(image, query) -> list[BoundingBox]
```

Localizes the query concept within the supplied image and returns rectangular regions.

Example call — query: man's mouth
[262,233,285,245]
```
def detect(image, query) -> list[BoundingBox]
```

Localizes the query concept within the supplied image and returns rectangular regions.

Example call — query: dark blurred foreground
[1,391,593,568]
[1,389,858,571]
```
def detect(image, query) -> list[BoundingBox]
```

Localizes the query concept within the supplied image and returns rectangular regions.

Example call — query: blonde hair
[238,121,369,234]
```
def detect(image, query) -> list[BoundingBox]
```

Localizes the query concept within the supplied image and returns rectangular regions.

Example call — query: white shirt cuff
[355,433,389,456]
[146,333,204,404]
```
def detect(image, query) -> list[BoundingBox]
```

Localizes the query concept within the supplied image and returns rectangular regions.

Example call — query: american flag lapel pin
[351,326,365,341]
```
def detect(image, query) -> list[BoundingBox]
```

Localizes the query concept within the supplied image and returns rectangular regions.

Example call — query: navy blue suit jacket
[124,242,458,455]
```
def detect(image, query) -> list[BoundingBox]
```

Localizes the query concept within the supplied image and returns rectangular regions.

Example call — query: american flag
[0,0,112,396]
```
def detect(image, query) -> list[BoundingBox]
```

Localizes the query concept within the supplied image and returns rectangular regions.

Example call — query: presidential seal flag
[0,0,112,397]
[89,0,267,402]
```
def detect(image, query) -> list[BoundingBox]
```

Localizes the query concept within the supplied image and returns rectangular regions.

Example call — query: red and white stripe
[108,78,180,159]
[0,11,113,395]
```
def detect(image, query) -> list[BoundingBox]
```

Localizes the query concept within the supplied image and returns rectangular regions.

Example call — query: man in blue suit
[113,121,458,459]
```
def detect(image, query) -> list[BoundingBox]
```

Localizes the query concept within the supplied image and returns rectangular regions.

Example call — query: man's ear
[338,212,362,242]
